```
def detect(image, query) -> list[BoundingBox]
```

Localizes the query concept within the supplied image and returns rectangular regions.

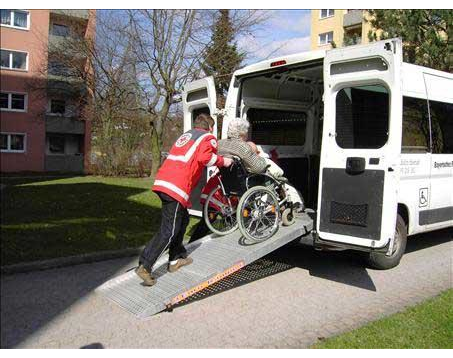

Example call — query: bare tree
[124,10,201,176]
[39,9,272,177]
[127,9,272,176]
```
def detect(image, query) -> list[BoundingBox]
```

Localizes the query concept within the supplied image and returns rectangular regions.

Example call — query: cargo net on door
[330,201,368,227]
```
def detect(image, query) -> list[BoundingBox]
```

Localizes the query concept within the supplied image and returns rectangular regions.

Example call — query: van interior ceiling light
[270,60,287,67]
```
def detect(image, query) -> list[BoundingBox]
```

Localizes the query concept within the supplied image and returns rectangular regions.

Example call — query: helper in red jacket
[187,172,222,243]
[136,114,232,286]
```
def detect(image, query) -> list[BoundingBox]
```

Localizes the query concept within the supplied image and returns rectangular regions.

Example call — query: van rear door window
[335,85,389,149]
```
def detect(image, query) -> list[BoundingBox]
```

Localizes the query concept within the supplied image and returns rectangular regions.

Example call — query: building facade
[310,9,374,50]
[1,9,95,173]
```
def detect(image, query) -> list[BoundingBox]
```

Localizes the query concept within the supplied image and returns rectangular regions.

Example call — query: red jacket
[153,128,224,208]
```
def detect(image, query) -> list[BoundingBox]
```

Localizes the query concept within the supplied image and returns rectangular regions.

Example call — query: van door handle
[388,167,394,172]
[346,157,365,174]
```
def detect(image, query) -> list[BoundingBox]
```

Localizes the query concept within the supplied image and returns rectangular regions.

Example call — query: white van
[182,38,453,269]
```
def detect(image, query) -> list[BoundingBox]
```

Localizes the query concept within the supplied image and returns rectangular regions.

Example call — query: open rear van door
[182,76,218,215]
[317,39,403,251]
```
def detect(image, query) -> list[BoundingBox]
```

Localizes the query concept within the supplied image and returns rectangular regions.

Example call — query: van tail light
[270,60,286,67]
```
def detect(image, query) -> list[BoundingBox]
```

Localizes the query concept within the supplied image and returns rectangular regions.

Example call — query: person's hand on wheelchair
[223,157,233,167]
[223,156,242,168]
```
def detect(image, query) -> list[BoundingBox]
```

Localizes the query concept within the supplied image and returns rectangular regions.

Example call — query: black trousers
[187,216,210,244]
[140,192,189,271]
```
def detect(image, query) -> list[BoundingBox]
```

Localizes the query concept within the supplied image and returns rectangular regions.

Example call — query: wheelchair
[203,157,299,243]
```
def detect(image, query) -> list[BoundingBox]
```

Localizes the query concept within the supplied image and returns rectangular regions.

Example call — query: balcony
[45,154,84,172]
[50,10,90,20]
[343,10,363,28]
[48,34,86,59]
[49,33,84,47]
[46,116,85,135]
[47,75,87,97]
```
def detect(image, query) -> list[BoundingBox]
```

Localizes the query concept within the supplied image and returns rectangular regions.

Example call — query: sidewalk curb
[1,246,145,275]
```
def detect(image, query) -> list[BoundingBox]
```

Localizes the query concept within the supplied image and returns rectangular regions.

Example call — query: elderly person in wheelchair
[189,118,303,243]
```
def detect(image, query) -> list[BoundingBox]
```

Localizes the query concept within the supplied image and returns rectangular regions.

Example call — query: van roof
[402,62,453,80]
[235,49,326,77]
[234,46,453,80]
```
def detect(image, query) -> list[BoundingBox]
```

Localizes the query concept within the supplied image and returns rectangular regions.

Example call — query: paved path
[1,229,451,348]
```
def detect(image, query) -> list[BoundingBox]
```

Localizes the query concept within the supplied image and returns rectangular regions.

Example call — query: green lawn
[1,176,200,265]
[312,289,453,349]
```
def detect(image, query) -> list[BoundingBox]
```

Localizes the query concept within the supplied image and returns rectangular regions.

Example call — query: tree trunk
[150,105,169,179]
[150,125,162,179]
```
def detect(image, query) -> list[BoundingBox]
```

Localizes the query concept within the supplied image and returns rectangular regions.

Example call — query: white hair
[227,118,250,139]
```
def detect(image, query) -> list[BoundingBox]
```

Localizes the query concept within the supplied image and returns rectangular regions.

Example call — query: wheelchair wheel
[237,185,280,243]
[282,207,295,226]
[203,186,238,236]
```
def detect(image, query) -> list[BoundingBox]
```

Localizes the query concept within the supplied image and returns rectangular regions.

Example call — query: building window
[320,9,335,19]
[48,135,65,154]
[49,99,66,115]
[319,31,334,45]
[52,23,69,37]
[0,9,29,30]
[0,133,26,152]
[0,134,7,150]
[1,50,10,68]
[0,49,28,70]
[343,29,362,46]
[0,92,27,111]
[11,94,25,110]
[0,93,8,109]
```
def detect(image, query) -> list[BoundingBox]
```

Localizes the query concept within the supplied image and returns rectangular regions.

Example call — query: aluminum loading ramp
[97,213,313,318]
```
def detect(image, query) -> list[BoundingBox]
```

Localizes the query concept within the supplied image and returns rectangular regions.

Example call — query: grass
[1,175,200,266]
[312,289,453,349]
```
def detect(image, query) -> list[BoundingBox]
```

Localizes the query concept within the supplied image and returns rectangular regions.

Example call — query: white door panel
[182,76,218,216]
[317,39,403,249]
[183,76,218,133]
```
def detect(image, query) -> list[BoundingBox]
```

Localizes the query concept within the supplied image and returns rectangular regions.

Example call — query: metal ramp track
[97,213,313,318]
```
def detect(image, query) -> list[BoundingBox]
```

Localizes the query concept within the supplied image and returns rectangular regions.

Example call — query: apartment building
[1,9,95,173]
[310,9,373,50]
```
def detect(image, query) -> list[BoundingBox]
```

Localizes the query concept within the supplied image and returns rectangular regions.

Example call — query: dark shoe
[294,202,304,213]
[135,265,156,286]
[168,257,193,273]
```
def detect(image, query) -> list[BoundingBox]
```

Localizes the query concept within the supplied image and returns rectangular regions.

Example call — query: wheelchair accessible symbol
[419,188,429,208]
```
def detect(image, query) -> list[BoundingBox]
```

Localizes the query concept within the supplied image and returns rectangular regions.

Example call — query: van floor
[279,156,320,209]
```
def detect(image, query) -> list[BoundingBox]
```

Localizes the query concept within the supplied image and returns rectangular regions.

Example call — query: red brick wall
[1,10,49,172]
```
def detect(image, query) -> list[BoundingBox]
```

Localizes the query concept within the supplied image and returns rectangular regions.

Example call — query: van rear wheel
[366,214,407,270]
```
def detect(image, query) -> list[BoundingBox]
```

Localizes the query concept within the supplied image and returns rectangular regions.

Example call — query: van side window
[402,96,430,153]
[429,100,453,154]
[335,85,389,149]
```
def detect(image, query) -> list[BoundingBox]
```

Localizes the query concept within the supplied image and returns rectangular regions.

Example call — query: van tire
[366,214,407,270]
